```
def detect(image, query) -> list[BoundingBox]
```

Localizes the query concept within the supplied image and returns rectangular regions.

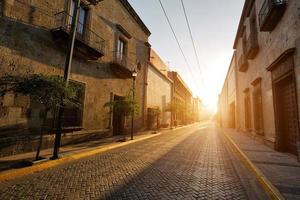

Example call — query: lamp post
[52,0,81,160]
[52,0,103,159]
[131,69,137,140]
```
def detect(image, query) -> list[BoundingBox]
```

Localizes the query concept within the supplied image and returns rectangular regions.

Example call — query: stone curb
[0,132,162,182]
[223,131,285,200]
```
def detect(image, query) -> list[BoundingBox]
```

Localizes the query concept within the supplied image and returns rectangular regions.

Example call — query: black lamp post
[52,0,103,159]
[131,69,137,140]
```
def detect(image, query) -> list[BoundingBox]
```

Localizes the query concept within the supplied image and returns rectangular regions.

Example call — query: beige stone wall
[219,54,237,128]
[0,0,150,135]
[234,0,300,144]
[149,49,169,76]
[147,64,172,126]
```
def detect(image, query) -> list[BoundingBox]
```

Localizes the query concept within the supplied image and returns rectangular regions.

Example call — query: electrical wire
[158,0,203,92]
[180,0,206,88]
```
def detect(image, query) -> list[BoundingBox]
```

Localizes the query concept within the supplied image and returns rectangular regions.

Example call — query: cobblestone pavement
[0,123,267,200]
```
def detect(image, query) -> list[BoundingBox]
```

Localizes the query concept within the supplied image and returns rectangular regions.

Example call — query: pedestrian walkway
[0,124,193,174]
[0,130,159,172]
[224,129,300,200]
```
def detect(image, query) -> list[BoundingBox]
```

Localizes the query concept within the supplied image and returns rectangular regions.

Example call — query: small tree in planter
[0,74,81,161]
[148,107,161,131]
[104,89,139,141]
[165,101,185,127]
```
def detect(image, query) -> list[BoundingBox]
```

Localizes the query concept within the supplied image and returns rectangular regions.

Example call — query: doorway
[274,75,299,155]
[112,95,125,136]
[229,102,235,128]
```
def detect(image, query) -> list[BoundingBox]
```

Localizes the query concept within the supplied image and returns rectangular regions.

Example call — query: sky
[128,0,244,112]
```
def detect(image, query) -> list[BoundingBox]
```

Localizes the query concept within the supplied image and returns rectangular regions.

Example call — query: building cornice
[148,62,173,84]
[119,0,151,36]
[266,48,296,71]
[168,71,193,96]
[233,0,255,49]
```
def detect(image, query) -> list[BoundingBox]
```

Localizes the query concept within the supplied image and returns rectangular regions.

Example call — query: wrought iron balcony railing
[245,31,259,59]
[259,0,287,31]
[52,11,105,60]
[110,51,136,78]
[238,54,249,72]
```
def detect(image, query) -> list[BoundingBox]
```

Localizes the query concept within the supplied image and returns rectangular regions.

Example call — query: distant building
[219,54,237,129]
[219,0,300,157]
[0,0,151,156]
[167,71,193,126]
[192,97,202,122]
[146,49,173,129]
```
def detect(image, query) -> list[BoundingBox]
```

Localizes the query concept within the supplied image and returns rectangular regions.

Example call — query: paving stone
[0,125,249,199]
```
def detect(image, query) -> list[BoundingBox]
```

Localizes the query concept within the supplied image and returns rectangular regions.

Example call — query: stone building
[219,0,300,157]
[0,0,151,156]
[219,53,237,129]
[167,71,193,126]
[146,49,172,129]
[192,97,202,123]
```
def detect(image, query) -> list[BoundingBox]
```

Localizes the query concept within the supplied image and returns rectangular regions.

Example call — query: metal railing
[259,0,287,28]
[245,31,259,58]
[238,54,248,72]
[111,51,136,71]
[53,11,105,54]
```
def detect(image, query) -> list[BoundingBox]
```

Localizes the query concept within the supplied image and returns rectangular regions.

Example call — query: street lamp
[131,69,137,140]
[52,0,103,159]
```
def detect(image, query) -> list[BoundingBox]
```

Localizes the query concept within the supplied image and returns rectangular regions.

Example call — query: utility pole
[52,0,81,159]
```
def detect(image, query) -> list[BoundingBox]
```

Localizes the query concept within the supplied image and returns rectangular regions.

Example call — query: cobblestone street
[0,123,268,200]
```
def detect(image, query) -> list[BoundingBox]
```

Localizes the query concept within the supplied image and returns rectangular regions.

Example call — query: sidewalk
[0,129,160,172]
[224,129,300,200]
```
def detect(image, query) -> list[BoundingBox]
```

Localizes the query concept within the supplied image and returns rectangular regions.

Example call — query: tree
[0,74,81,160]
[104,89,139,118]
[148,107,161,130]
[104,89,139,140]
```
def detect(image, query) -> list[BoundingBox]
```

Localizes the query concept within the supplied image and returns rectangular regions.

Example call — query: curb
[223,131,285,200]
[0,132,162,182]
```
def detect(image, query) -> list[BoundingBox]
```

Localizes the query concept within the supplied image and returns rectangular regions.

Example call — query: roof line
[148,62,173,84]
[119,0,151,36]
[233,0,255,49]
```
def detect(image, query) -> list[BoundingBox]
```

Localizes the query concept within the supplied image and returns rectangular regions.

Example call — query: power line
[158,0,203,92]
[180,0,206,87]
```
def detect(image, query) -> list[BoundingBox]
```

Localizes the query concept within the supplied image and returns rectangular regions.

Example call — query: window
[117,38,126,61]
[69,0,87,35]
[244,89,252,131]
[63,81,85,128]
[252,79,264,135]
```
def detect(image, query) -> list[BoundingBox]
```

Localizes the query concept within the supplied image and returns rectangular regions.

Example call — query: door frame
[267,48,300,156]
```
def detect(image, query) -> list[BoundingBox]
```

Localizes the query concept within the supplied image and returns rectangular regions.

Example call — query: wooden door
[112,95,125,135]
[275,75,299,155]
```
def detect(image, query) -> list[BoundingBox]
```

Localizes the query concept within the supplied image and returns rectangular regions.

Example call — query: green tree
[104,89,139,117]
[0,74,81,160]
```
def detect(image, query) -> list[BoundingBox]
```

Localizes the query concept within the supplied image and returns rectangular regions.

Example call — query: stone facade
[192,97,202,122]
[167,71,193,126]
[219,0,300,156]
[147,49,172,129]
[0,0,151,156]
[219,54,237,129]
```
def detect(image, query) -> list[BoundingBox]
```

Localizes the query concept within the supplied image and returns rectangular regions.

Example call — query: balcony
[238,54,249,72]
[259,0,287,32]
[245,31,259,59]
[110,52,134,79]
[51,11,105,60]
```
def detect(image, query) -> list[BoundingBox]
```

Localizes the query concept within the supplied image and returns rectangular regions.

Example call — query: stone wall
[219,54,237,128]
[234,0,300,146]
[0,0,150,156]
[147,63,172,127]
